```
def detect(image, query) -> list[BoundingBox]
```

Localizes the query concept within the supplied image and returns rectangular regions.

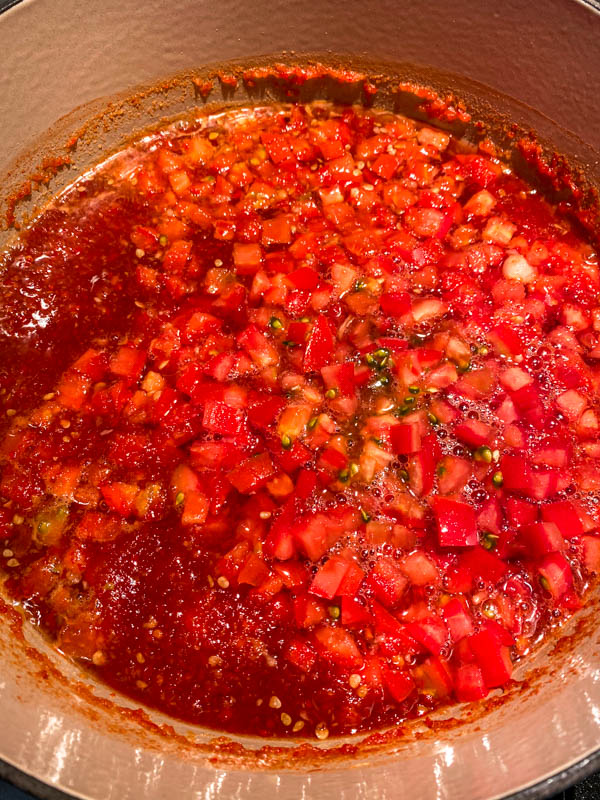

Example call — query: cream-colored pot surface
[1,0,600,798]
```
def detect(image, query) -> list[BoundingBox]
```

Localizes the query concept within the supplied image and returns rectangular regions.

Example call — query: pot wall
[2,0,600,169]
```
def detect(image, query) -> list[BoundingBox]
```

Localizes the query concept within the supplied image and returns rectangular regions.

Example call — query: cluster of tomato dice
[1,102,599,737]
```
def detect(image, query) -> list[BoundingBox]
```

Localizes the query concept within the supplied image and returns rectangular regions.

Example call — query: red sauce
[1,102,599,739]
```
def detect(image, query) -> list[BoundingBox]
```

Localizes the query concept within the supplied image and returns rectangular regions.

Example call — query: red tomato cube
[432,497,478,547]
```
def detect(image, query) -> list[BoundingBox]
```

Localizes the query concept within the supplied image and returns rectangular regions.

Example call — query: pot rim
[1,0,600,798]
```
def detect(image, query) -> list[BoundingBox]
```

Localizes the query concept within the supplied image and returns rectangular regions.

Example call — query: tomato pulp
[1,102,599,739]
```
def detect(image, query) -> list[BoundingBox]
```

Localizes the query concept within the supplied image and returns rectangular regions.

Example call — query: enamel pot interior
[1,1,600,799]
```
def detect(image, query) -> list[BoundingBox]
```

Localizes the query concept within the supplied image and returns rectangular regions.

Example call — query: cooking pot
[1,1,600,798]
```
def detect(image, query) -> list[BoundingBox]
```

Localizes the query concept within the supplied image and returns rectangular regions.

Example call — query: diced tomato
[100,482,138,516]
[500,454,532,494]
[6,101,600,737]
[415,656,453,698]
[263,499,297,560]
[247,396,286,431]
[163,239,192,273]
[341,595,372,625]
[294,513,346,561]
[400,551,439,586]
[202,400,245,435]
[365,556,408,608]
[458,546,508,584]
[488,323,524,357]
[109,346,146,383]
[309,556,352,600]
[303,316,335,372]
[406,617,448,655]
[238,324,279,367]
[390,422,421,454]
[506,497,538,527]
[432,497,478,547]
[454,419,493,448]
[262,216,292,245]
[57,373,91,410]
[469,629,512,688]
[436,455,471,495]
[455,664,488,702]
[321,362,355,396]
[583,536,600,573]
[337,561,365,596]
[293,593,327,628]
[181,491,209,525]
[538,552,573,600]
[540,501,584,539]
[295,468,317,499]
[238,553,270,586]
[227,452,275,494]
[383,667,415,703]
[285,637,317,672]
[380,292,411,317]
[442,598,474,642]
[313,625,363,667]
[286,321,309,344]
[75,511,121,542]
[408,434,439,496]
[520,521,564,557]
[72,348,108,380]
[288,267,319,290]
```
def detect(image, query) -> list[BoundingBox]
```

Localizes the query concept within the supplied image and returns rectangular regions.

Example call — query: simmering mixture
[1,102,599,738]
